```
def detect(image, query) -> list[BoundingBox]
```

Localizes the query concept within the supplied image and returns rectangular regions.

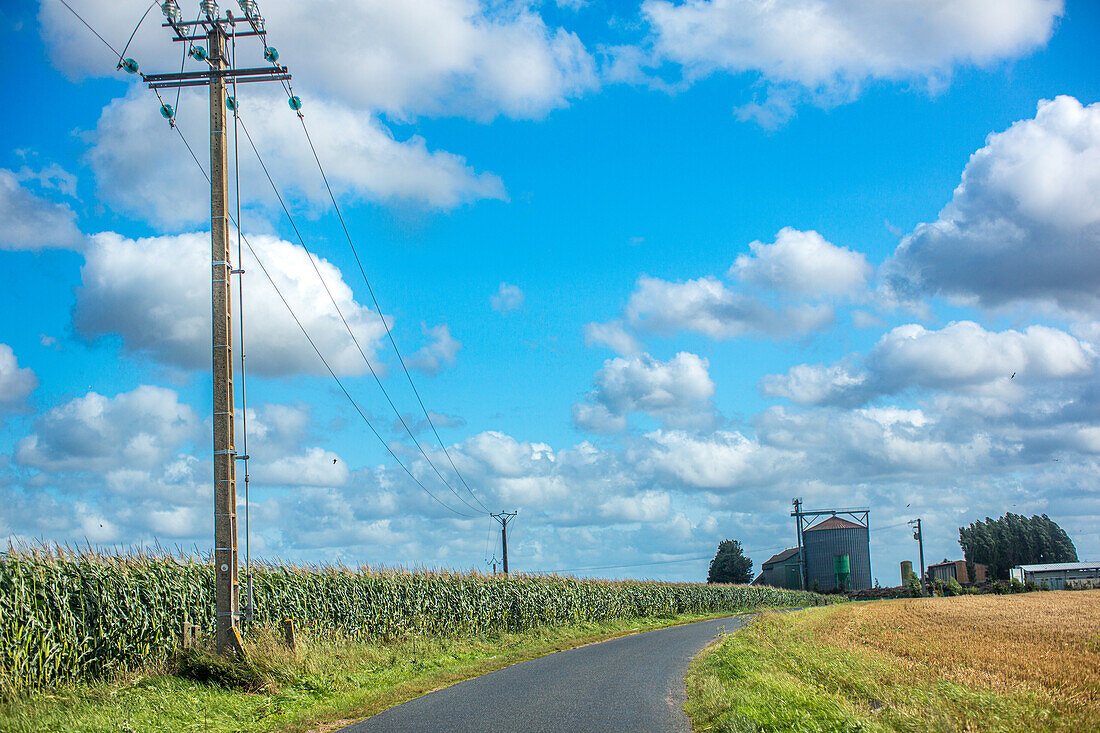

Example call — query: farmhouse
[927,559,987,584]
[1009,561,1100,590]
[752,547,802,589]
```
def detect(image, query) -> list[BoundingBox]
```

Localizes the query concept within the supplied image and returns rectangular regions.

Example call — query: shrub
[944,578,963,597]
[1010,578,1025,594]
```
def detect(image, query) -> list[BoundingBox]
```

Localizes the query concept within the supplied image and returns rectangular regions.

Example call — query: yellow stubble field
[817,590,1100,712]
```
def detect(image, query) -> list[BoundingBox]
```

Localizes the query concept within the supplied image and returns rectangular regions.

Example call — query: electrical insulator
[189,45,208,61]
[225,96,238,111]
[120,58,139,74]
[200,0,219,19]
[161,0,182,24]
[288,95,302,111]
[263,46,278,62]
[160,103,175,119]
[237,0,258,17]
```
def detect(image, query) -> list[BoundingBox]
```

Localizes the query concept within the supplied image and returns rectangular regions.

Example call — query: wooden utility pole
[910,518,926,596]
[208,23,239,656]
[148,2,291,656]
[491,511,517,576]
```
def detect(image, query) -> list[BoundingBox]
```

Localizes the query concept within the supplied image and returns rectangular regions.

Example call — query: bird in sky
[1011,372,1016,379]
[332,458,337,464]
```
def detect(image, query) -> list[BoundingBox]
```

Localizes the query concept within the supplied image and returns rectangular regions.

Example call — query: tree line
[958,513,1077,580]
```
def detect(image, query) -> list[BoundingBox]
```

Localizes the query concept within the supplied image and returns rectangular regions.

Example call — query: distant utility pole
[909,518,926,596]
[150,0,291,656]
[791,498,805,590]
[491,511,517,576]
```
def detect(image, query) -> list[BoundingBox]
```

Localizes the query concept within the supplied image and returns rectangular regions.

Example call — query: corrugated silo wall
[804,526,871,591]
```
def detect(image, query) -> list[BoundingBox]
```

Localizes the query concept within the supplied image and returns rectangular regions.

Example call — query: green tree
[707,540,753,584]
[959,513,1077,580]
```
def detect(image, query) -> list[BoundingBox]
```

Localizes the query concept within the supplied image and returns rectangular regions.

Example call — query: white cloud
[491,282,525,312]
[643,0,1062,122]
[636,429,786,491]
[86,89,506,228]
[574,352,717,432]
[255,446,349,487]
[38,0,596,122]
[599,490,671,523]
[411,323,462,375]
[0,169,83,251]
[731,227,870,297]
[74,231,388,377]
[584,320,641,356]
[763,321,1093,406]
[888,96,1100,313]
[15,385,198,473]
[625,275,833,339]
[0,344,38,412]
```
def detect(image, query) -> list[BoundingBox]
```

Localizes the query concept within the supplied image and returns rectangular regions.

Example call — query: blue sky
[2,0,1098,583]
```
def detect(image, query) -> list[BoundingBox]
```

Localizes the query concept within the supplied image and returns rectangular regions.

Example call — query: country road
[341,615,745,733]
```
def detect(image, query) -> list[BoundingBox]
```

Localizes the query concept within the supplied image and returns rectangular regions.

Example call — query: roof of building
[761,547,800,566]
[804,516,865,532]
[1016,562,1100,572]
[928,559,964,568]
[750,572,764,585]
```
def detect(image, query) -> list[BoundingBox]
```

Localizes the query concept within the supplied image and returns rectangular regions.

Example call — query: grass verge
[684,590,1100,732]
[2,612,735,732]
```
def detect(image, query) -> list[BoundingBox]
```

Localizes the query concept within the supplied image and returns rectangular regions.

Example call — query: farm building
[752,547,802,589]
[802,516,872,591]
[928,559,987,584]
[1009,562,1100,589]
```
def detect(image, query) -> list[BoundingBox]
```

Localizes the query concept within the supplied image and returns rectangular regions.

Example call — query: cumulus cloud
[573,352,717,432]
[410,323,462,376]
[888,96,1100,314]
[583,320,641,355]
[599,490,671,523]
[15,385,199,473]
[39,0,596,122]
[0,169,83,251]
[643,0,1062,123]
[763,321,1094,406]
[0,344,38,413]
[491,282,525,312]
[73,231,388,376]
[731,227,870,297]
[625,275,833,339]
[86,89,505,228]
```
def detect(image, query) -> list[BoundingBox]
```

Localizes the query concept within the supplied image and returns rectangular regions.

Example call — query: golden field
[819,590,1100,708]
[686,590,1100,732]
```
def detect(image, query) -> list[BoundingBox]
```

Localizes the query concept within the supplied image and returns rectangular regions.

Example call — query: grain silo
[802,516,871,591]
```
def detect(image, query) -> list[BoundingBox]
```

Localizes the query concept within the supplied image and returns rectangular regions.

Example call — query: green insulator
[225,96,238,111]
[288,95,302,111]
[263,46,279,63]
[160,103,175,119]
[120,58,139,74]
[189,46,207,61]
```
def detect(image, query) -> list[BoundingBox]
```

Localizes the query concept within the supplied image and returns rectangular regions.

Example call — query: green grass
[684,606,1088,733]
[3,612,734,732]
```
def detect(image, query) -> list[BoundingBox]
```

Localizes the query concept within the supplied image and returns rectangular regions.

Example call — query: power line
[168,118,480,520]
[245,25,488,514]
[54,0,483,523]
[56,0,121,59]
[233,112,486,517]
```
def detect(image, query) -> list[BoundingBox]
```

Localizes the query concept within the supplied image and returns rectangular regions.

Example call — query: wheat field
[817,590,1100,707]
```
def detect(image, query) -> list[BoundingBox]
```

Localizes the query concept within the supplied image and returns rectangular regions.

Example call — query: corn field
[1,545,835,694]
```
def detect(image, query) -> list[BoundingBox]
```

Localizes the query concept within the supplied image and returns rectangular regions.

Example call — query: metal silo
[802,516,871,591]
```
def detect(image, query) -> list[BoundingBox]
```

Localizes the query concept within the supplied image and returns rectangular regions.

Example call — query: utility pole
[150,0,291,656]
[909,518,926,596]
[791,498,805,590]
[491,511,517,576]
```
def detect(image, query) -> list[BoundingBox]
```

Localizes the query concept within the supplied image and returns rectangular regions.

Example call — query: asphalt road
[342,615,744,733]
